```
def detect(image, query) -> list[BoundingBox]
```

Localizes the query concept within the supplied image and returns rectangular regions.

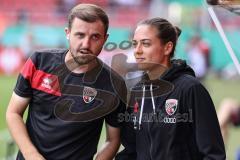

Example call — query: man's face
[132,25,170,71]
[65,18,108,65]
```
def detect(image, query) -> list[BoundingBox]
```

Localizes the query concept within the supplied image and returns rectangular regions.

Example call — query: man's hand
[95,123,120,160]
[24,151,46,160]
[6,93,44,160]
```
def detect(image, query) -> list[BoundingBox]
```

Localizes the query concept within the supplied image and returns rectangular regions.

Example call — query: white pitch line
[208,6,240,75]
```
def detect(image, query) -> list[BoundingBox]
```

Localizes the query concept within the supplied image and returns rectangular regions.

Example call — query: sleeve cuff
[14,88,32,98]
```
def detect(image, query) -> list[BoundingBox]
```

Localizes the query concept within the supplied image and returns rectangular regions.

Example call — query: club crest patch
[165,99,178,116]
[83,86,97,103]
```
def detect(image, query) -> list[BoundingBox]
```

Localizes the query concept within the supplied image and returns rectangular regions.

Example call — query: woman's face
[132,25,172,71]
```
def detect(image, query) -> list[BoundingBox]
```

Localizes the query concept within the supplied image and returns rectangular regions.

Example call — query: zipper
[148,117,153,160]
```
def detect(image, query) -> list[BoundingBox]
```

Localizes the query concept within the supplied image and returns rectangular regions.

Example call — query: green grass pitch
[0,75,240,159]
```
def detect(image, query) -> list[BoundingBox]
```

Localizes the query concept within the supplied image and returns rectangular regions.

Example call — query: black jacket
[116,59,226,160]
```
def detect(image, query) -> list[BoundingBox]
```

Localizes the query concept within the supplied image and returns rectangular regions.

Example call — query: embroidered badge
[165,99,178,116]
[83,86,97,103]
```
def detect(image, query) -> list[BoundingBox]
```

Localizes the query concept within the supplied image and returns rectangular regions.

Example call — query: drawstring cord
[135,83,156,130]
[138,85,145,130]
[150,84,156,115]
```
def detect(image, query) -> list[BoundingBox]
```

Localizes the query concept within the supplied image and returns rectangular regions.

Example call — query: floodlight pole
[208,6,240,75]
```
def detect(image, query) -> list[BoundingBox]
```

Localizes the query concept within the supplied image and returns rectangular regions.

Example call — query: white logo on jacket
[165,99,178,116]
[164,99,178,124]
[41,77,52,89]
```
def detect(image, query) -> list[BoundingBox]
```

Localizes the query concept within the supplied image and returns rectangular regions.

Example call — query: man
[6,4,126,160]
[218,98,240,160]
[218,98,240,144]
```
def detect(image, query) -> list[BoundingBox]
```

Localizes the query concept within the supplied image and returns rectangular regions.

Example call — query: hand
[24,151,46,160]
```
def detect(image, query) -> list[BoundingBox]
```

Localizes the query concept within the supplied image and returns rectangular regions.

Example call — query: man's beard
[70,49,96,66]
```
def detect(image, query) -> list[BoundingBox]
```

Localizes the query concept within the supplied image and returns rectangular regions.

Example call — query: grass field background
[0,74,240,159]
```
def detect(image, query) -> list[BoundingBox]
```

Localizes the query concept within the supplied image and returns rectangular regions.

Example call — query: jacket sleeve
[115,106,137,160]
[188,83,226,160]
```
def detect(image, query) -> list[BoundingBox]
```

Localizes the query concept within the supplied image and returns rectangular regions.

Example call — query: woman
[116,17,225,160]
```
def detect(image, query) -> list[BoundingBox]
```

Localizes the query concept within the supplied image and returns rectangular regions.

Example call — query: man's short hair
[68,3,109,34]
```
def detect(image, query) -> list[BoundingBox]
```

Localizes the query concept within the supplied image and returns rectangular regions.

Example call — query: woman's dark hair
[138,17,181,58]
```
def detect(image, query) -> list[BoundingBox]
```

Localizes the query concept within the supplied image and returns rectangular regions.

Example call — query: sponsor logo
[41,77,53,89]
[165,99,178,116]
[83,86,97,103]
[163,117,176,123]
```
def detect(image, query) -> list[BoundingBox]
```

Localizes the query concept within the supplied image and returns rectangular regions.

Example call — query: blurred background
[0,0,240,159]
